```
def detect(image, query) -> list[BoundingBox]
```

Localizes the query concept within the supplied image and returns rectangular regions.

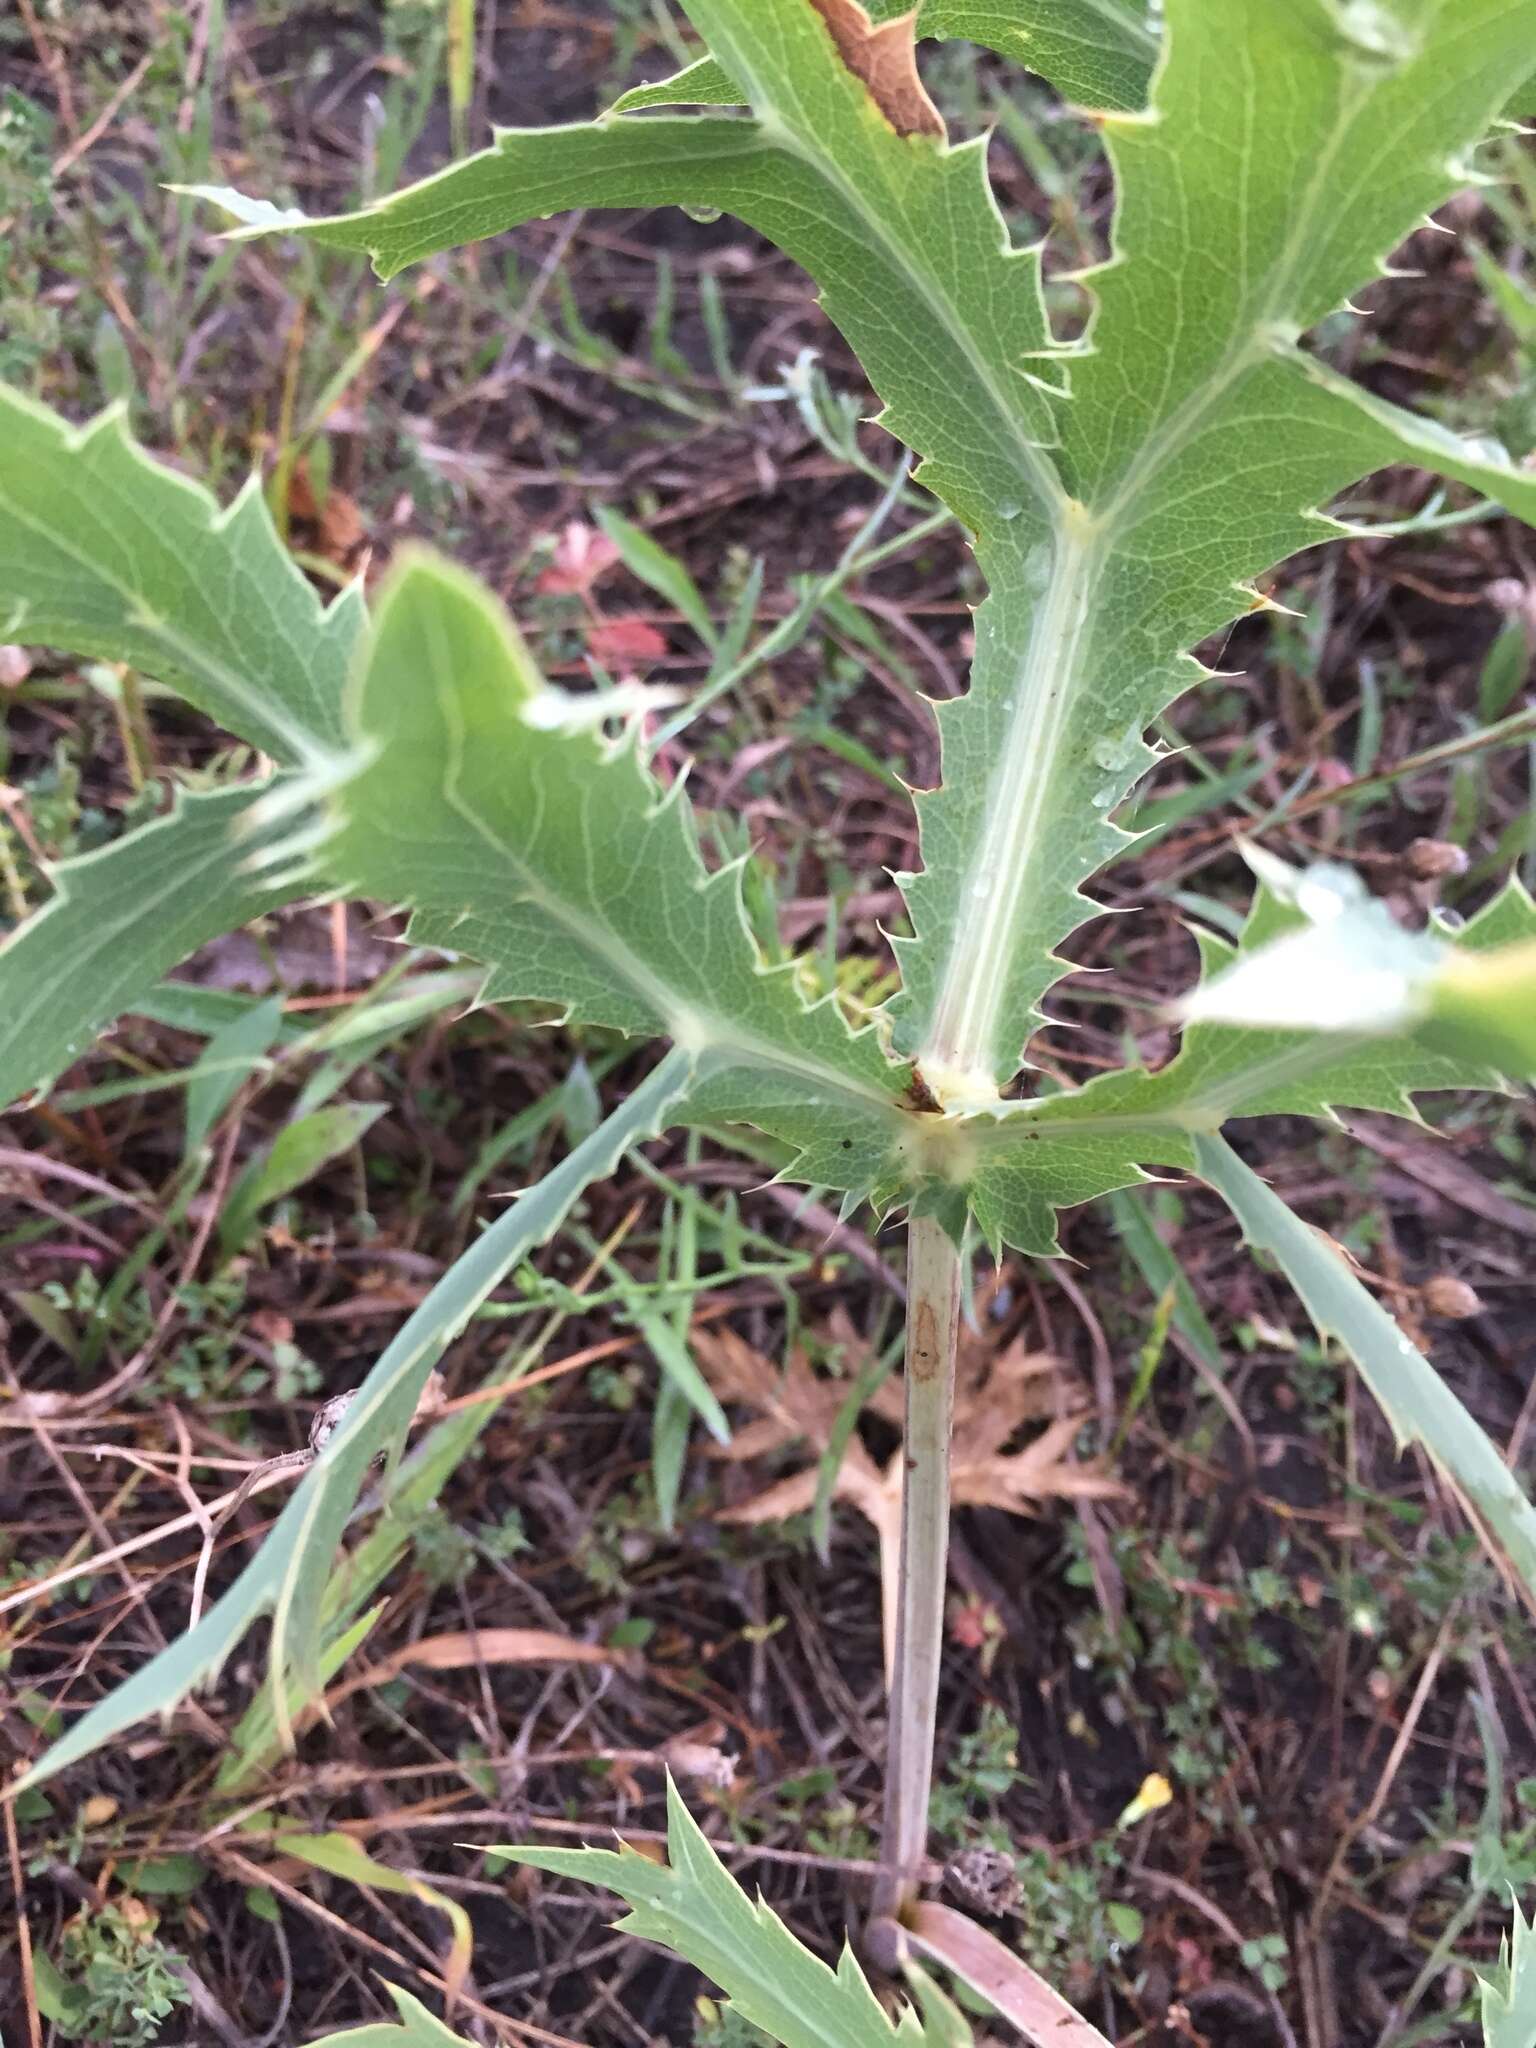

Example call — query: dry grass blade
[903,1899,1113,2048]
[326,1626,637,1709]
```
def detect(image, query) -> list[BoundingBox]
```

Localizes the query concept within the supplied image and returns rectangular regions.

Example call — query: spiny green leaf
[1481,1897,1536,2048]
[676,0,1066,497]
[1195,1132,1536,1603]
[612,0,1157,116]
[1178,856,1536,1079]
[178,3,1536,1152]
[892,0,1536,1108]
[1422,934,1536,1074]
[0,386,359,763]
[949,874,1536,1257]
[184,36,1066,539]
[303,1987,475,2047]
[497,1775,962,2048]
[1168,867,1536,1106]
[1178,856,1449,1038]
[14,1046,694,1792]
[0,784,310,1111]
[315,549,907,1198]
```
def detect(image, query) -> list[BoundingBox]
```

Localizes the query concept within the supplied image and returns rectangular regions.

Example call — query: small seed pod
[1404,837,1470,883]
[943,1844,1020,1916]
[309,1391,357,1452]
[1420,1274,1483,1321]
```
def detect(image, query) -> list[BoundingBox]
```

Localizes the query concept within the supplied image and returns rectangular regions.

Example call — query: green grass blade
[215,1602,385,1795]
[593,504,718,650]
[13,1045,695,1793]
[217,1101,387,1252]
[1104,1188,1224,1376]
[184,993,285,1160]
[1195,1132,1536,1602]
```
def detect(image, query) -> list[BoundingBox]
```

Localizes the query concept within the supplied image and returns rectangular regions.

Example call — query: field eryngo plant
[5,0,1536,2036]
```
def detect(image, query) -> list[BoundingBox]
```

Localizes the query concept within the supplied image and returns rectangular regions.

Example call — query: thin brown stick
[15,0,75,133]
[4,1792,42,2048]
[51,50,153,178]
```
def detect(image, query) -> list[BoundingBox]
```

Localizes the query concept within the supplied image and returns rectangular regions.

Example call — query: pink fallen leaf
[535,519,620,595]
[586,615,669,665]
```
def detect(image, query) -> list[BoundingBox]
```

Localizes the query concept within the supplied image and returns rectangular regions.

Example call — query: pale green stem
[870,1212,964,1940]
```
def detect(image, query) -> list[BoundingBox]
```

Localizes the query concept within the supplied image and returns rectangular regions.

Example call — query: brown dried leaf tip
[808,0,945,139]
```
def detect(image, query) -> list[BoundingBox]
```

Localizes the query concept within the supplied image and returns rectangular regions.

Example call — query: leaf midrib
[432,695,901,1116]
[752,111,1065,521]
[917,518,1101,1093]
[1092,59,1373,531]
[912,55,1386,1096]
[976,1028,1390,1148]
[0,481,327,765]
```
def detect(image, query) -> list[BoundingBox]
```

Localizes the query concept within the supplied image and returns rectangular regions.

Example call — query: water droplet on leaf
[1334,0,1418,63]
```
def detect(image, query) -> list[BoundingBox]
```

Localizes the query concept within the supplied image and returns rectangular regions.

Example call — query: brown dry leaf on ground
[286,457,368,574]
[691,1312,1119,1675]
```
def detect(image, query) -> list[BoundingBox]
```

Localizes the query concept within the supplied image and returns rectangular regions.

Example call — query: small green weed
[1241,1932,1290,1994]
[928,1704,1146,1984]
[693,1993,777,2047]
[929,1703,1025,1846]
[37,1902,191,2047]
[579,1474,661,1594]
[764,1768,878,1865]
[1064,1527,1308,1803]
